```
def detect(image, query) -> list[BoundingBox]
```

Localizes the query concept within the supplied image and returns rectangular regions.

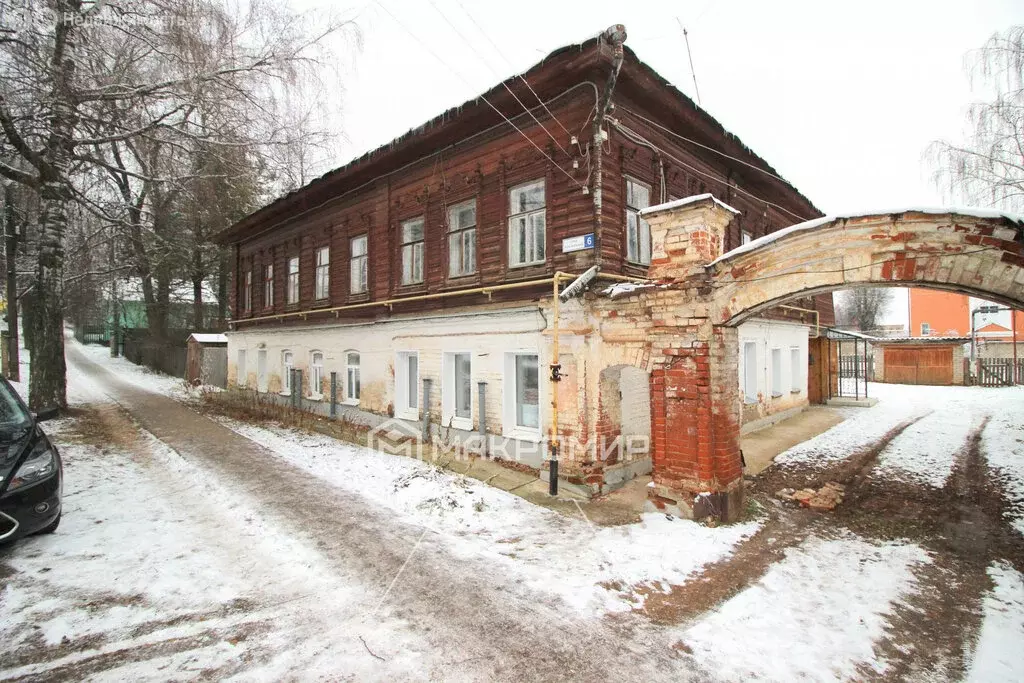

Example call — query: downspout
[592,24,627,270]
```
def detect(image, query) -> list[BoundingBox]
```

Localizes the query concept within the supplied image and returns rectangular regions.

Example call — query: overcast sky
[302,0,1023,325]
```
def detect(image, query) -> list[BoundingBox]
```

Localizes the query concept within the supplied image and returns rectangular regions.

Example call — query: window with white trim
[345,352,360,403]
[742,341,758,403]
[504,352,540,437]
[350,235,368,294]
[790,346,802,393]
[741,230,753,245]
[237,349,247,387]
[442,352,472,430]
[263,264,274,308]
[508,180,545,267]
[395,351,419,419]
[282,350,294,395]
[314,246,330,300]
[243,270,252,313]
[625,177,651,265]
[401,218,424,285]
[448,199,477,277]
[286,256,299,305]
[771,347,783,397]
[921,322,931,336]
[310,351,324,398]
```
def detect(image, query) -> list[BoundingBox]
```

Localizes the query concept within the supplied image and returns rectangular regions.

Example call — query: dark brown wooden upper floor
[219,29,834,327]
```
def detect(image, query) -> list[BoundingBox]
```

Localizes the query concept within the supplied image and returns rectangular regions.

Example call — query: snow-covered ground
[4,342,1024,681]
[680,534,931,681]
[213,416,759,616]
[967,562,1024,682]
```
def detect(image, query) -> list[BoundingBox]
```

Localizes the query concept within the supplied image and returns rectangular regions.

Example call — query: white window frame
[771,347,783,397]
[395,351,420,420]
[742,341,758,403]
[442,351,473,431]
[345,351,360,405]
[263,264,274,308]
[286,256,299,305]
[401,217,425,285]
[790,346,802,393]
[314,246,330,300]
[921,322,931,336]
[281,350,294,396]
[448,199,477,277]
[508,179,546,268]
[625,177,652,265]
[350,235,368,295]
[243,270,252,313]
[503,351,542,441]
[237,349,247,387]
[310,350,324,399]
[257,349,268,392]
[741,230,753,245]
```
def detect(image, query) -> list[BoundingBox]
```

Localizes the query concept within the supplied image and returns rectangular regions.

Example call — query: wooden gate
[883,345,953,385]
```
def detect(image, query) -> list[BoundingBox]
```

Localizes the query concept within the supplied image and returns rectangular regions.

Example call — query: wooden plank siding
[225,40,834,328]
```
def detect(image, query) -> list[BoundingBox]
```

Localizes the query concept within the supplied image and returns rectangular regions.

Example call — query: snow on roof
[828,328,878,341]
[598,281,663,299]
[188,333,228,344]
[640,193,740,218]
[872,335,971,343]
[710,206,1024,266]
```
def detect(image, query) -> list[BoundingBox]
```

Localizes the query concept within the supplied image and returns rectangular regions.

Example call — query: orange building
[909,289,1024,338]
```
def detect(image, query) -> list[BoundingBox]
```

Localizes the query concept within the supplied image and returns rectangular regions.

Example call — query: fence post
[420,378,432,442]
[329,371,338,418]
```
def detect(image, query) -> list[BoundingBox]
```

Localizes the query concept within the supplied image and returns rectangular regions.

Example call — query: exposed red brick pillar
[640,194,745,522]
[647,326,743,521]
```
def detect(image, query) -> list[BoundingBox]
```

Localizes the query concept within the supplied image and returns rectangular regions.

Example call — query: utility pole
[3,184,19,382]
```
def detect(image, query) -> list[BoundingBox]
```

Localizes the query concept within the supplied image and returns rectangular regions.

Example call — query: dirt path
[62,344,702,681]
[750,409,1024,681]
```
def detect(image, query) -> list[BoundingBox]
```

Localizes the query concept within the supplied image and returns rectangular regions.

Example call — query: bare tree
[928,26,1024,213]
[0,0,354,408]
[835,288,895,333]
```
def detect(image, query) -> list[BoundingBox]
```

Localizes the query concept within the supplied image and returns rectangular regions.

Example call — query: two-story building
[215,26,834,495]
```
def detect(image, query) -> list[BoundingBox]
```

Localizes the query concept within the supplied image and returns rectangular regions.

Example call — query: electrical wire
[425,0,571,159]
[452,0,575,140]
[617,104,802,190]
[610,119,810,222]
[235,81,600,245]
[374,0,583,189]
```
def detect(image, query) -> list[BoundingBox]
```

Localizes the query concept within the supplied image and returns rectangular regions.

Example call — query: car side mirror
[34,407,60,423]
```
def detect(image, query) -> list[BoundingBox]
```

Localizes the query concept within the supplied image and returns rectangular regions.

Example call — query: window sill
[444,415,473,432]
[309,393,323,401]
[507,261,546,271]
[279,391,292,397]
[505,426,542,443]
[310,301,331,310]
[341,398,360,407]
[771,392,783,399]
[790,389,802,395]
[396,408,420,421]
[743,398,758,405]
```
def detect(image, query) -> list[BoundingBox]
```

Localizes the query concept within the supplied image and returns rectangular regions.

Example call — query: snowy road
[2,342,1023,681]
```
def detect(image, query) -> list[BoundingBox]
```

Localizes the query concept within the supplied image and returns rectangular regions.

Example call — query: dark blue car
[0,377,62,543]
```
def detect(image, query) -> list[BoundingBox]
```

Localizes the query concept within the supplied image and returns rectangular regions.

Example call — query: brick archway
[609,198,1023,522]
[709,210,1024,326]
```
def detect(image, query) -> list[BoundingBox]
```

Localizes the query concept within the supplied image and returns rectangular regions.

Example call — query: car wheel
[35,512,60,535]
